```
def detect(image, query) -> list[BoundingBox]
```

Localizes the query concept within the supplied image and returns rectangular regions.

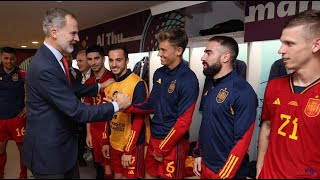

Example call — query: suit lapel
[39,44,69,82]
[40,44,62,69]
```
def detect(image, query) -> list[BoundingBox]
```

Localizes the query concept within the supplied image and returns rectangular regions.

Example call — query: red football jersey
[84,70,113,130]
[260,75,320,178]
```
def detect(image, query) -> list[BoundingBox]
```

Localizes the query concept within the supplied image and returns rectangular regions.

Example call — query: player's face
[1,52,16,72]
[87,52,105,73]
[157,40,182,69]
[76,53,90,73]
[55,15,79,54]
[201,41,223,77]
[108,49,128,77]
[278,25,314,71]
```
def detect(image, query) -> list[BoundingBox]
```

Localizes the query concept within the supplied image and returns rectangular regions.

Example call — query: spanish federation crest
[216,88,229,103]
[168,80,176,93]
[304,97,320,117]
[12,73,18,81]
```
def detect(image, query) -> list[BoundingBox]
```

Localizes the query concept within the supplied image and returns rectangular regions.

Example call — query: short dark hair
[208,36,239,63]
[86,45,105,57]
[155,28,188,54]
[107,44,129,59]
[284,10,320,39]
[1,46,16,55]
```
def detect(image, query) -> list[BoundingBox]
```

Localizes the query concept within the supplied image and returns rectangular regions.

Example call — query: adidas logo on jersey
[157,78,161,84]
[273,98,280,105]
[128,170,134,174]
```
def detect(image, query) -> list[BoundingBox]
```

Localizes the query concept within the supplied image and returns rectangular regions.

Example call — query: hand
[114,93,131,111]
[18,107,27,118]
[103,90,121,103]
[121,154,132,168]
[193,157,202,177]
[153,153,163,162]
[256,165,262,179]
[103,95,115,103]
[86,134,93,148]
[102,145,110,159]
[100,78,115,90]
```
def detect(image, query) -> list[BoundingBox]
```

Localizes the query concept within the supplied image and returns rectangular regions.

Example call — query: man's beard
[92,65,103,73]
[203,61,222,77]
[57,38,74,53]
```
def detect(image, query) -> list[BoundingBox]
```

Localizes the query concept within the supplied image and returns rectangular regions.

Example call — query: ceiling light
[56,1,63,2]
[32,41,39,44]
[21,45,27,48]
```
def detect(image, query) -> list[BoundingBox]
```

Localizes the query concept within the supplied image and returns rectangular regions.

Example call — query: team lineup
[0,7,319,179]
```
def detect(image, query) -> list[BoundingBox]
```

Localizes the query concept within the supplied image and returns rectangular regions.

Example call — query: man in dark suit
[65,53,81,83]
[23,8,131,179]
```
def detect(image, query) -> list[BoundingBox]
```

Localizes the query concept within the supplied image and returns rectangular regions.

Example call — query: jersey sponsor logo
[12,73,19,81]
[273,98,281,105]
[168,80,176,93]
[288,101,298,106]
[128,170,134,174]
[216,88,228,103]
[110,121,125,132]
[304,97,320,117]
[157,78,161,84]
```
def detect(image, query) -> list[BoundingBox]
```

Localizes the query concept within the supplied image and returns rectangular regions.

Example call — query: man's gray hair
[77,49,86,56]
[42,8,76,36]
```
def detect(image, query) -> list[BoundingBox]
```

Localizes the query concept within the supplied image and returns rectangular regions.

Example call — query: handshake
[103,91,131,111]
[100,79,131,111]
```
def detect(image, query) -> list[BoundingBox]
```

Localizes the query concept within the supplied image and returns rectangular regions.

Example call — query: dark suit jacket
[70,67,81,83]
[23,44,115,174]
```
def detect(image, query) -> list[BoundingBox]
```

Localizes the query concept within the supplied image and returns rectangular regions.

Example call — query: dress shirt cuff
[112,101,119,113]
